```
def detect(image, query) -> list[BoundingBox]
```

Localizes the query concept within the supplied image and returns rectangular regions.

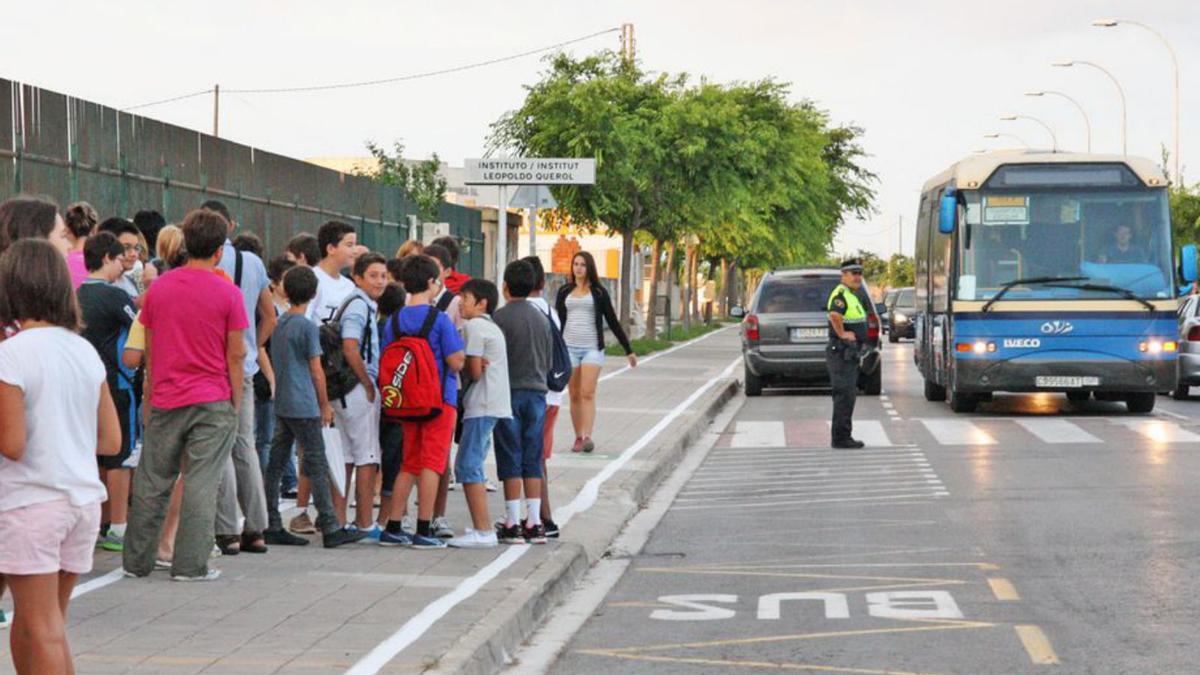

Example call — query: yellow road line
[1015,625,1060,665]
[575,650,942,674]
[597,618,996,654]
[987,578,1020,601]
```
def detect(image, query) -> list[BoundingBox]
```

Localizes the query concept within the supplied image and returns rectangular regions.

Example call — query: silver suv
[1174,294,1200,400]
[733,268,882,396]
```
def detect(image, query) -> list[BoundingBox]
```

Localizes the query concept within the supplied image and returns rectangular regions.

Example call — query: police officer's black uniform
[826,261,868,449]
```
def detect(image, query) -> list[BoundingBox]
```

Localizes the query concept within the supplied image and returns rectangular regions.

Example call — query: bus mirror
[938,195,957,234]
[1182,244,1198,283]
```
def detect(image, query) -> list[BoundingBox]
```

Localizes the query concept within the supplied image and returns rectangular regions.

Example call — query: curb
[432,376,741,674]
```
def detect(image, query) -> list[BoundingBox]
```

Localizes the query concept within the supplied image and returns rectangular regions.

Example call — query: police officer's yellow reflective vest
[827,284,867,323]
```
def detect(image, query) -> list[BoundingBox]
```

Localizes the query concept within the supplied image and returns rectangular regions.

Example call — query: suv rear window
[754,277,839,313]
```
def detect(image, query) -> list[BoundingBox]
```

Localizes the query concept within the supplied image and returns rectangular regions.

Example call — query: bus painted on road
[913,151,1199,413]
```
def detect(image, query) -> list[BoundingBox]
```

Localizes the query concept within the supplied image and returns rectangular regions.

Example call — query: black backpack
[541,306,571,393]
[319,295,372,402]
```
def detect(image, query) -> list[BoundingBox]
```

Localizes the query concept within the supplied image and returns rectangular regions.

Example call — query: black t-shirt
[78,279,137,386]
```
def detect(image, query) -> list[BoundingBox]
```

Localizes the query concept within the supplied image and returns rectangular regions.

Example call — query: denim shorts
[567,345,605,368]
[455,416,498,485]
[494,390,546,480]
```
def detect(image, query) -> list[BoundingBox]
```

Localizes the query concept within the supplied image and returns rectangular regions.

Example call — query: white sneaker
[485,480,499,493]
[432,516,455,538]
[401,515,415,532]
[171,569,221,582]
[447,528,498,549]
[448,482,460,491]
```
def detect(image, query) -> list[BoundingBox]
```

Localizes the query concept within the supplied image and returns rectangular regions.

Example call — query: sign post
[464,158,595,284]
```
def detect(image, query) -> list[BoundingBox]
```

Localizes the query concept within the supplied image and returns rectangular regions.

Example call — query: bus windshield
[956,187,1173,301]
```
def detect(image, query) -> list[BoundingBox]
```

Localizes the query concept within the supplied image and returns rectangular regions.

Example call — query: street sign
[464,158,595,185]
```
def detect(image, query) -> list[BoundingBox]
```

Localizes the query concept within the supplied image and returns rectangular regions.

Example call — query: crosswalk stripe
[1113,419,1200,444]
[730,421,786,447]
[919,419,996,445]
[1013,419,1102,444]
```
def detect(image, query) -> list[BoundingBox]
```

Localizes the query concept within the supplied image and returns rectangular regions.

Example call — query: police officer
[827,259,868,449]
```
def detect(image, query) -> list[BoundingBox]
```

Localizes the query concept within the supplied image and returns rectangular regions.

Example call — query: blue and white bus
[914,151,1198,413]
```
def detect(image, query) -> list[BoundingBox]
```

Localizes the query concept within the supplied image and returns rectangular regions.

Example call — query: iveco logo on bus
[1003,338,1041,349]
[1040,321,1075,335]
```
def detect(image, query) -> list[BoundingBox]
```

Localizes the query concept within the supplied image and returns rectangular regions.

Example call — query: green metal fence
[0,79,484,276]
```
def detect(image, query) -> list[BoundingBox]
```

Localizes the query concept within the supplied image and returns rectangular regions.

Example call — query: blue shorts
[567,345,605,368]
[455,416,497,485]
[493,390,546,480]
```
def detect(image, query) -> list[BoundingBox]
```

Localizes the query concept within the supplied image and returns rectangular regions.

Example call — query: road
[534,339,1200,674]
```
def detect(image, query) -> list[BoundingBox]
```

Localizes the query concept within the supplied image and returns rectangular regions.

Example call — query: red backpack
[378,306,444,422]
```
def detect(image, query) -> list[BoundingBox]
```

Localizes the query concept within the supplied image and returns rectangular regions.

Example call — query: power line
[123,27,620,110]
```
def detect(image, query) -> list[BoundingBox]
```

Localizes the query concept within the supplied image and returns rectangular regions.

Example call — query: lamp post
[1052,59,1126,155]
[983,132,1030,148]
[1093,18,1180,181]
[999,113,1058,151]
[1026,90,1091,152]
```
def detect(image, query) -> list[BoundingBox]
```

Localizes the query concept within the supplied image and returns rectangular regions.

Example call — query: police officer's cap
[839,258,864,273]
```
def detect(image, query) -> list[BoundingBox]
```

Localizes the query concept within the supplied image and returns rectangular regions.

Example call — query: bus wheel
[923,378,946,402]
[1125,392,1155,414]
[949,390,978,413]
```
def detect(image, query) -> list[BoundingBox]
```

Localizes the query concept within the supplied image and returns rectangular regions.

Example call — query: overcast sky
[6,0,1197,258]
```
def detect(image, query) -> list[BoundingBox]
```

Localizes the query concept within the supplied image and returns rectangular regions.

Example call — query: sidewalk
[0,327,742,675]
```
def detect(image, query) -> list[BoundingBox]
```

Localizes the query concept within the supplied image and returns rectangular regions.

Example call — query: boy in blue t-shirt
[378,255,465,549]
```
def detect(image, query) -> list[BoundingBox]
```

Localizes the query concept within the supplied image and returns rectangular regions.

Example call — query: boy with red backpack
[377,255,464,549]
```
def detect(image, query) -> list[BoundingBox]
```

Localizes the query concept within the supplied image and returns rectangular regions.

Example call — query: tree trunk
[618,227,634,332]
[664,240,676,339]
[718,258,730,317]
[682,240,693,333]
[644,238,663,340]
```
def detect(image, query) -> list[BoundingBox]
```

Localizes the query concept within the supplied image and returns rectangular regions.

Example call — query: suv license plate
[1035,376,1099,388]
[791,327,825,342]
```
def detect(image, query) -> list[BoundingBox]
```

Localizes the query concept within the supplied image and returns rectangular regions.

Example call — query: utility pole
[621,23,636,63]
[212,84,220,138]
[898,214,903,256]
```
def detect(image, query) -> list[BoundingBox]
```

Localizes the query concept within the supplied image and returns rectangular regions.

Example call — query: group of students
[0,193,636,673]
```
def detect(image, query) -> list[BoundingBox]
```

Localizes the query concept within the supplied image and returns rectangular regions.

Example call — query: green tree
[886,252,914,288]
[361,140,449,224]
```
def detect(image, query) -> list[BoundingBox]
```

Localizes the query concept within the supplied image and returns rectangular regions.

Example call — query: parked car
[733,268,882,397]
[1174,294,1200,399]
[887,286,916,343]
[876,301,890,333]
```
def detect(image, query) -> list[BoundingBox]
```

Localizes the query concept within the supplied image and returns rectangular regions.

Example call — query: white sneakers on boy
[447,529,499,549]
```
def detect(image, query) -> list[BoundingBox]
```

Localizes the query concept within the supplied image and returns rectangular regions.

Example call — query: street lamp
[1026,90,1091,152]
[1093,18,1181,181]
[999,113,1058,151]
[1052,59,1127,155]
[983,132,1030,149]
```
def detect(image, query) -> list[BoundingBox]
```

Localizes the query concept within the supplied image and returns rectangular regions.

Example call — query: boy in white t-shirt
[447,279,510,549]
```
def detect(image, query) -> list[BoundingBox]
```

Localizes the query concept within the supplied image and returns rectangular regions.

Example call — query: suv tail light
[1189,326,1200,342]
[867,314,880,339]
[744,314,760,342]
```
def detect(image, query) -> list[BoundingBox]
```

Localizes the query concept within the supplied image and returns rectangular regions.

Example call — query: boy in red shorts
[378,255,464,549]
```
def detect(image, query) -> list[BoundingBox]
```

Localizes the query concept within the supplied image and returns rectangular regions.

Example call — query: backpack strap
[418,305,440,339]
[435,290,454,312]
[233,249,244,288]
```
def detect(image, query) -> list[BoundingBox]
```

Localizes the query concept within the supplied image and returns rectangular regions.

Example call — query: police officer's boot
[832,438,865,449]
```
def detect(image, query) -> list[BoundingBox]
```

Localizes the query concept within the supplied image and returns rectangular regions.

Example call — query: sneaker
[171,569,221,582]
[211,544,223,559]
[378,529,414,547]
[155,559,172,570]
[543,519,560,539]
[264,529,309,546]
[360,524,383,542]
[572,437,584,453]
[523,523,548,544]
[448,482,460,491]
[289,512,317,535]
[282,488,299,499]
[581,437,595,454]
[401,515,415,532]
[324,527,369,549]
[498,522,527,545]
[411,533,447,549]
[448,529,499,549]
[485,479,499,493]
[122,568,145,578]
[432,516,455,539]
[99,531,125,552]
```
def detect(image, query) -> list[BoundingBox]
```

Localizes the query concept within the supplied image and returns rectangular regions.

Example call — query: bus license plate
[791,328,825,342]
[1036,376,1099,388]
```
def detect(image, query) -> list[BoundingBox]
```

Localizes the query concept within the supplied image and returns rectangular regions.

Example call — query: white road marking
[919,419,997,445]
[1013,418,1102,444]
[69,567,125,599]
[345,357,741,674]
[729,421,787,447]
[672,492,950,511]
[1113,419,1200,444]
[676,484,949,502]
